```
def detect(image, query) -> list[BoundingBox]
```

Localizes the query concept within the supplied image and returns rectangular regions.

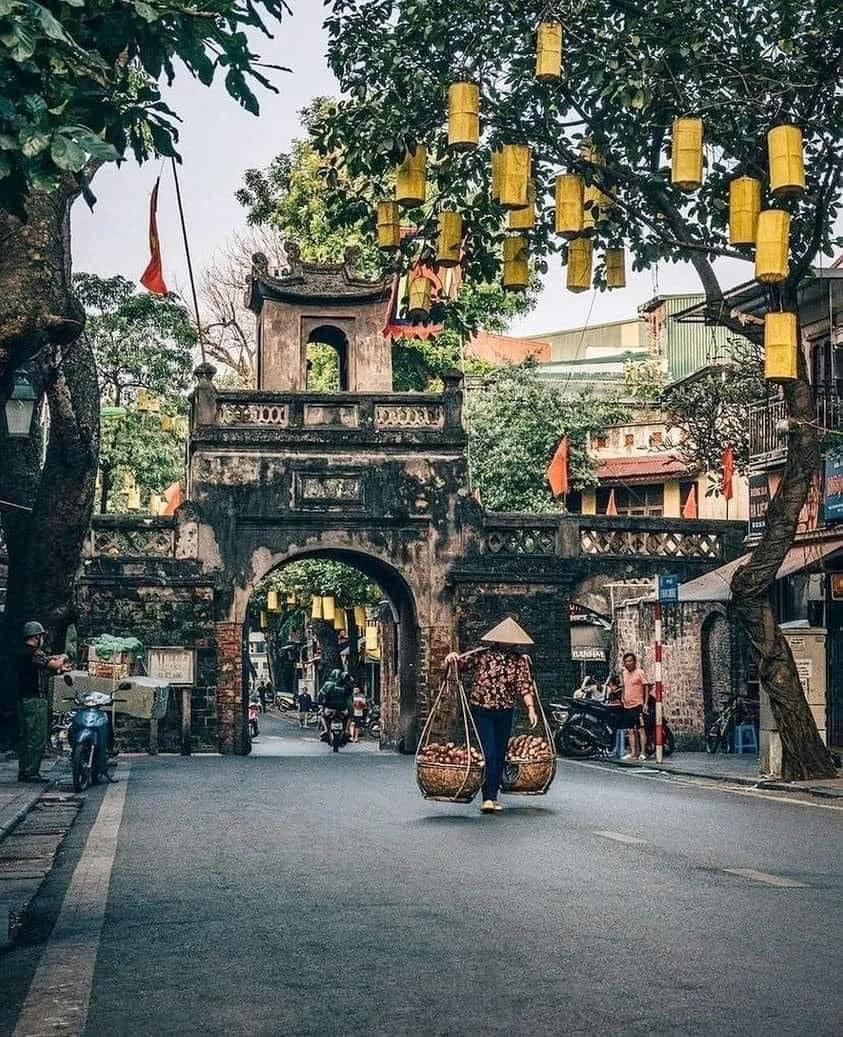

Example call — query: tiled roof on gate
[593,454,694,483]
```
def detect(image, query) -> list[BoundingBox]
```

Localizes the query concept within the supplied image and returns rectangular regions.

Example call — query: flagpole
[170,158,206,365]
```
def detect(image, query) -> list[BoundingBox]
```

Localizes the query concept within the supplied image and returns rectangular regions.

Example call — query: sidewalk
[609,751,843,800]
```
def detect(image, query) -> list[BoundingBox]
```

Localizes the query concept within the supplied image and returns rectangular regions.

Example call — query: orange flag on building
[162,481,183,516]
[546,436,570,497]
[606,488,618,516]
[140,178,167,295]
[682,483,698,519]
[721,444,735,500]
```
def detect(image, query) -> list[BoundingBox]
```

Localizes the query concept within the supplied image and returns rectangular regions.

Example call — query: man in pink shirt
[621,652,651,760]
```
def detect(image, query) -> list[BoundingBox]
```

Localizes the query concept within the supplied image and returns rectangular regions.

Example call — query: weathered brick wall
[613,600,739,735]
[215,621,245,754]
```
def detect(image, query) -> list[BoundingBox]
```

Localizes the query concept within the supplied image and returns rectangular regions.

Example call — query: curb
[608,758,843,799]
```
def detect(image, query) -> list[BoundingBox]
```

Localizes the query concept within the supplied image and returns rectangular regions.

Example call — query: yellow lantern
[365,625,378,652]
[437,210,463,268]
[502,236,529,291]
[768,125,805,198]
[395,146,426,207]
[567,237,593,293]
[259,610,269,630]
[286,593,298,607]
[126,487,140,511]
[148,493,163,514]
[755,209,790,284]
[499,145,531,210]
[267,590,279,612]
[764,312,798,381]
[160,415,173,432]
[321,595,336,622]
[448,82,480,150]
[535,21,563,81]
[605,247,626,288]
[353,605,367,629]
[376,201,400,250]
[729,176,761,246]
[671,117,703,191]
[555,174,584,237]
[491,148,502,202]
[333,608,346,632]
[508,181,536,230]
[407,274,432,320]
[311,596,323,620]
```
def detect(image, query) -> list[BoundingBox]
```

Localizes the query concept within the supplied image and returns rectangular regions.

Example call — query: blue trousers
[470,706,514,801]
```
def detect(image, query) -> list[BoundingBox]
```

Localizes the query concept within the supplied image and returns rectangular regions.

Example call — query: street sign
[748,473,770,535]
[656,574,679,604]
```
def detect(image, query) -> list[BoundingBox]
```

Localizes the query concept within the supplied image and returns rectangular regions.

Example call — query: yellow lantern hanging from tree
[567,238,593,293]
[508,181,536,230]
[395,146,426,207]
[259,610,269,630]
[671,117,704,191]
[605,247,626,288]
[535,21,563,80]
[353,605,367,629]
[287,592,298,607]
[728,176,761,246]
[764,312,798,381]
[365,625,378,652]
[334,608,346,632]
[755,209,790,284]
[555,174,584,237]
[311,596,323,620]
[448,82,480,150]
[502,236,529,291]
[321,595,336,622]
[267,590,279,612]
[407,275,432,320]
[437,210,463,267]
[499,145,531,210]
[376,201,400,250]
[767,125,805,198]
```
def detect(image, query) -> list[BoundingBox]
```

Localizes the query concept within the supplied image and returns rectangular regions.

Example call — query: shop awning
[679,539,843,602]
[570,622,610,661]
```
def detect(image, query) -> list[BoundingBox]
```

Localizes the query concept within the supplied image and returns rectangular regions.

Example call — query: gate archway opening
[305,325,350,391]
[243,548,419,751]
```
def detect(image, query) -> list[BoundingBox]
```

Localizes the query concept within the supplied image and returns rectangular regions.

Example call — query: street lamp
[3,371,37,438]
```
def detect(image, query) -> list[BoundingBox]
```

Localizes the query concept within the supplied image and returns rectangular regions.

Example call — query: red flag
[162,481,183,516]
[546,436,570,497]
[140,178,167,295]
[682,483,698,519]
[606,488,618,516]
[721,444,735,501]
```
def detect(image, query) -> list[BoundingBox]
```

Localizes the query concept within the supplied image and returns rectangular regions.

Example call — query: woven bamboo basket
[500,667,557,796]
[416,761,484,803]
[415,664,485,803]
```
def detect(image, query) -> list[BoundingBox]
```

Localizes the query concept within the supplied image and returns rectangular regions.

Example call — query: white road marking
[13,764,131,1037]
[595,830,647,845]
[723,867,808,889]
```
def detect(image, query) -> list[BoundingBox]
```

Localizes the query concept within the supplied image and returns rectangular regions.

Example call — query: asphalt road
[2,712,842,1037]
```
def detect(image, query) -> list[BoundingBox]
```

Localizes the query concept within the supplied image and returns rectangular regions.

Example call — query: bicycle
[705,695,757,754]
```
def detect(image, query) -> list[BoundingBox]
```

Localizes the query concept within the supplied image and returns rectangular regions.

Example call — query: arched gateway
[77,246,745,755]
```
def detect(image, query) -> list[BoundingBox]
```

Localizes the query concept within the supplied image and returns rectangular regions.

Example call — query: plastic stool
[733,724,758,754]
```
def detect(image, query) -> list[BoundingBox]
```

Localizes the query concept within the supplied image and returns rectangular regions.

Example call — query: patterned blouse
[461,648,533,710]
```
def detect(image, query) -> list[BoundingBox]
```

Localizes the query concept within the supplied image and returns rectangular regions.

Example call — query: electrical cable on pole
[170,158,207,366]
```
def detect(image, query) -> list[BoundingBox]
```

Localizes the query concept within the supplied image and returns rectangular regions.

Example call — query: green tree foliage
[0,0,291,215]
[99,409,186,512]
[467,363,628,512]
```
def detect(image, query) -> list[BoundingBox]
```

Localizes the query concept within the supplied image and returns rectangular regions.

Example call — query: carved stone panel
[218,402,289,426]
[303,403,360,428]
[375,404,444,430]
[293,470,365,510]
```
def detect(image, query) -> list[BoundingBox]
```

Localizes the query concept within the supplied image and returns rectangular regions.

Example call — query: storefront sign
[748,474,770,536]
[147,647,195,685]
[823,448,843,524]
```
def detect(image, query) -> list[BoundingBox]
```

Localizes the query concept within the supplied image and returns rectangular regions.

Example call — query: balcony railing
[749,389,843,467]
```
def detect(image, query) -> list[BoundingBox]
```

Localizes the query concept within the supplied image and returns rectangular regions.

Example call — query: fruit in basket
[505,735,552,762]
[418,741,483,766]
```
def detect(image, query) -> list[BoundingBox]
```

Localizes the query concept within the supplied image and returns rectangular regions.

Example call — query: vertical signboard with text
[824,448,843,524]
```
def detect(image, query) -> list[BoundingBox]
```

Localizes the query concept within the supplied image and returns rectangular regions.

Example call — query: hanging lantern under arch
[448,82,480,150]
[321,595,336,622]
[267,590,279,612]
[437,210,463,268]
[728,176,761,246]
[555,173,584,237]
[768,125,805,198]
[502,236,529,291]
[376,201,401,250]
[508,181,536,230]
[671,117,704,191]
[353,605,367,629]
[567,237,593,293]
[605,247,626,289]
[764,312,798,381]
[311,596,323,620]
[395,146,427,207]
[365,625,378,652]
[499,145,531,210]
[535,21,563,81]
[755,209,790,284]
[334,608,347,632]
[407,274,432,320]
[286,592,298,607]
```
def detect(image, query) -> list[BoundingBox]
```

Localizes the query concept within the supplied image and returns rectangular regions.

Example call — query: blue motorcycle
[62,675,123,792]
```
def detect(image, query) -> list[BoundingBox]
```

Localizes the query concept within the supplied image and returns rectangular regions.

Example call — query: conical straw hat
[480,617,534,646]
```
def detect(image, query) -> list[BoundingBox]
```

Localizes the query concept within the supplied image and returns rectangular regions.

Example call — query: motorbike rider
[318,669,351,740]
[16,621,70,782]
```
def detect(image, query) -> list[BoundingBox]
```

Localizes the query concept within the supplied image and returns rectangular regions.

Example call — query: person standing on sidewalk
[445,617,538,814]
[620,652,651,761]
[16,621,69,783]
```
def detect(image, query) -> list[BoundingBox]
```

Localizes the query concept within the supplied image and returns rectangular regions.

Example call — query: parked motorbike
[322,708,348,752]
[365,703,381,739]
[62,674,123,792]
[249,700,260,738]
[552,695,675,759]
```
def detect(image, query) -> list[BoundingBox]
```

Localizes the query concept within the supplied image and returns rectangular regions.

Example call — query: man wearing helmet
[16,621,69,782]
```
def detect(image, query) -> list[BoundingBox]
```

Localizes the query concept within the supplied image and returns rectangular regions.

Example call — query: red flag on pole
[682,483,698,519]
[606,488,618,516]
[140,178,167,295]
[721,444,735,501]
[546,436,570,497]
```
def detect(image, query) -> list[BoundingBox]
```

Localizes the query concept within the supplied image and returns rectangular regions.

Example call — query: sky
[71,2,753,341]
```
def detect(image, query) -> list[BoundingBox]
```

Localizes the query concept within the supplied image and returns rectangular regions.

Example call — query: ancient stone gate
[77,249,745,754]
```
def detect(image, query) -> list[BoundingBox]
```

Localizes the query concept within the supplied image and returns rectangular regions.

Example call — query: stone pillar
[192,363,218,429]
[442,368,464,430]
[215,621,245,754]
